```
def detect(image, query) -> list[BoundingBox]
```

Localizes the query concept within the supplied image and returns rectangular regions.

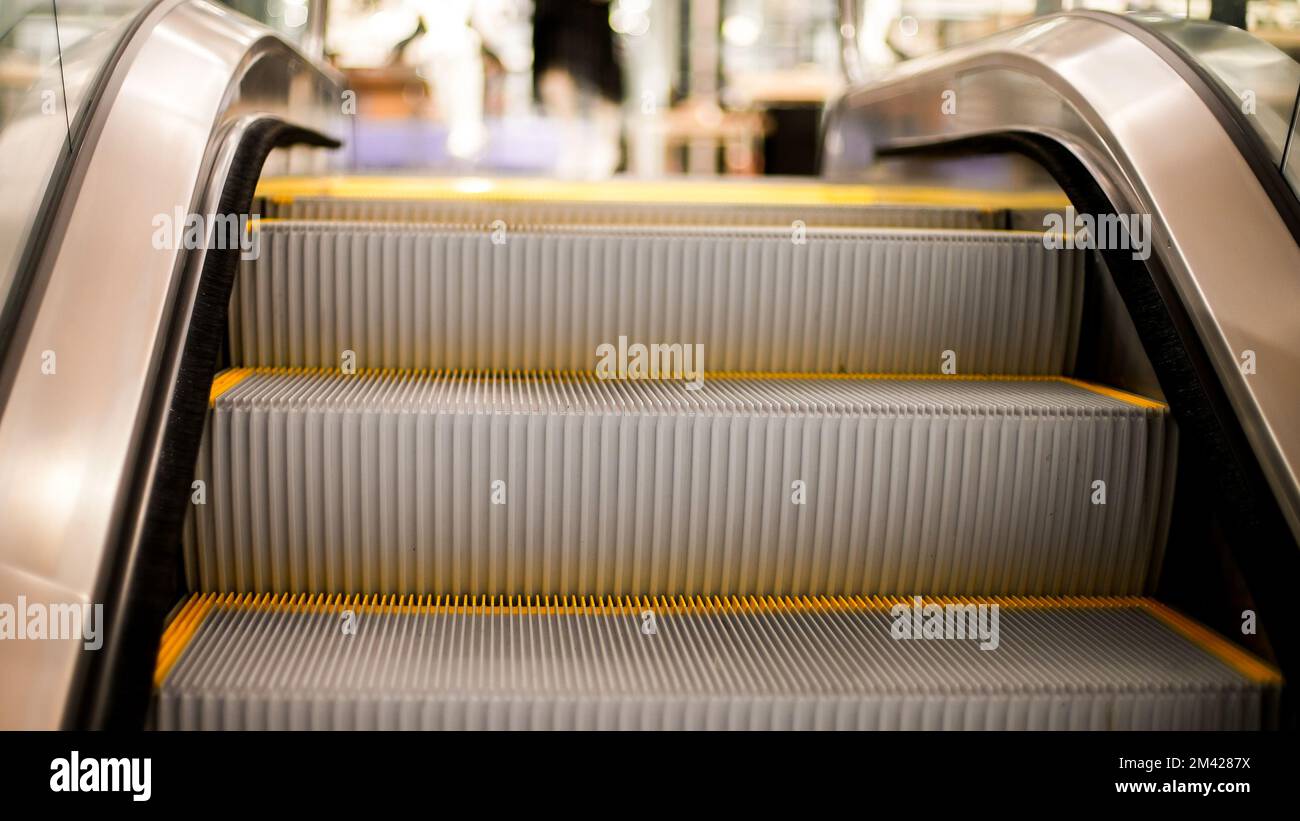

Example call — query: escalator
[1,2,1298,733]
[156,178,1268,730]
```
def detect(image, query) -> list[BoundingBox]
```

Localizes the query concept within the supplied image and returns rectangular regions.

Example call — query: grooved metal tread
[260,196,1003,229]
[232,222,1084,374]
[154,594,1279,731]
[185,370,1173,596]
[252,176,1071,225]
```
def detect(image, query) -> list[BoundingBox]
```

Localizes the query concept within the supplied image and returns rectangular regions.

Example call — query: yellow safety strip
[1141,600,1283,686]
[154,592,1280,687]
[1057,377,1168,411]
[246,217,1056,240]
[206,367,1168,411]
[208,369,254,407]
[255,176,1071,211]
[153,592,225,686]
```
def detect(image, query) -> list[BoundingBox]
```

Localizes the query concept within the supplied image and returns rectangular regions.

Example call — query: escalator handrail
[824,11,1300,548]
[0,0,344,729]
[1081,11,1300,240]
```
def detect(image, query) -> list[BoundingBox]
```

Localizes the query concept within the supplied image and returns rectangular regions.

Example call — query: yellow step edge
[152,592,225,687]
[246,217,1057,240]
[153,592,1280,688]
[1139,600,1283,686]
[255,176,1071,211]
[208,369,254,407]
[158,591,1148,619]
[206,366,1167,411]
[1056,377,1168,411]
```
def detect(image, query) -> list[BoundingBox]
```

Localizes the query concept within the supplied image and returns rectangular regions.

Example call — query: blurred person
[326,0,419,67]
[857,0,902,73]
[472,0,535,118]
[533,0,624,177]
[404,0,488,161]
[329,0,532,164]
[405,0,533,161]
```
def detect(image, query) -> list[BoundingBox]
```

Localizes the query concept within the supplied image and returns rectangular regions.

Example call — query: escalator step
[233,222,1084,374]
[186,370,1172,597]
[263,197,1002,228]
[153,593,1279,730]
[254,176,1068,229]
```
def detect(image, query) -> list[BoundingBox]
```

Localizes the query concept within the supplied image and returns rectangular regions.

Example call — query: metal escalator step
[186,370,1172,597]
[153,593,1279,730]
[254,176,1071,228]
[262,197,1002,228]
[233,223,1084,374]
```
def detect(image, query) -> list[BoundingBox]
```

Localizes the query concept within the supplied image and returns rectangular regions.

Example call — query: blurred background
[4,0,1300,182]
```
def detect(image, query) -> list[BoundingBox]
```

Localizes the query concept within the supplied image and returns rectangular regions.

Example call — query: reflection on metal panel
[0,0,342,728]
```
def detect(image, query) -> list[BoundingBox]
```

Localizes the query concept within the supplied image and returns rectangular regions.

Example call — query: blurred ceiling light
[898,15,919,37]
[610,1,651,37]
[283,0,308,29]
[722,14,762,47]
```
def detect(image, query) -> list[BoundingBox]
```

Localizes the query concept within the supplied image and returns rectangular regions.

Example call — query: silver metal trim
[0,0,343,729]
[824,12,1300,543]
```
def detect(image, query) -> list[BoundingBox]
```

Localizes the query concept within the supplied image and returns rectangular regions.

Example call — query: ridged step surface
[234,223,1084,374]
[261,196,1004,229]
[254,176,1070,230]
[185,370,1172,597]
[154,594,1278,731]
